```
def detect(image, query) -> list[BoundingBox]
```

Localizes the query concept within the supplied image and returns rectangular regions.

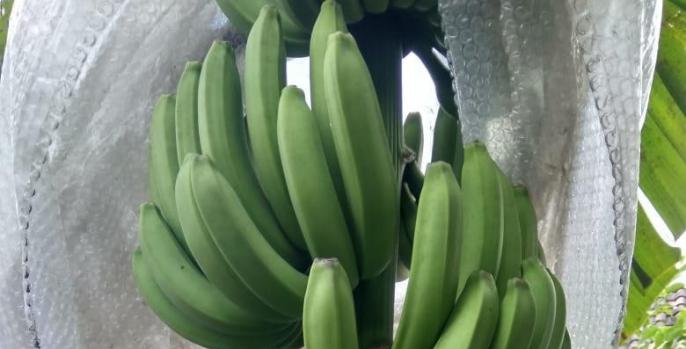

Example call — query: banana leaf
[671,0,686,12]
[622,204,683,338]
[648,74,686,164]
[658,3,686,116]
[639,111,686,239]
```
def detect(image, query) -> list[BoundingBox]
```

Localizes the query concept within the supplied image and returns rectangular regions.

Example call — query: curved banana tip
[257,4,280,21]
[507,277,530,291]
[326,31,356,49]
[184,61,202,71]
[281,85,306,99]
[463,141,487,152]
[312,257,341,268]
[521,256,543,271]
[426,161,453,174]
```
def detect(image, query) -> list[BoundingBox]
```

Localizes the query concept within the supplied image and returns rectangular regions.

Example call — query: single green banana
[397,221,412,278]
[362,0,389,13]
[403,111,423,164]
[245,6,306,250]
[189,155,308,319]
[434,270,500,349]
[657,3,686,114]
[175,157,292,322]
[310,0,349,217]
[494,170,523,298]
[431,106,458,169]
[277,0,320,30]
[277,85,359,288]
[548,271,567,349]
[197,40,306,269]
[413,0,436,12]
[513,186,539,260]
[213,0,310,56]
[131,248,300,349]
[561,329,571,349]
[148,94,186,250]
[400,183,418,241]
[489,278,536,349]
[323,32,398,279]
[522,257,557,349]
[175,61,202,164]
[138,203,289,335]
[457,143,504,296]
[303,258,359,349]
[394,162,462,349]
[391,0,416,9]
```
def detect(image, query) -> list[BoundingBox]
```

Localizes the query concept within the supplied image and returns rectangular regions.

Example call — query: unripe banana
[403,111,423,164]
[213,0,310,56]
[513,186,539,259]
[489,278,536,349]
[175,157,292,322]
[548,270,567,349]
[434,270,500,349]
[148,94,184,243]
[310,0,349,216]
[323,32,398,279]
[138,203,286,335]
[457,143,504,295]
[494,170,523,298]
[197,40,306,269]
[394,162,462,349]
[431,106,458,171]
[245,6,306,250]
[175,61,202,164]
[131,249,300,349]
[362,0,389,14]
[397,222,412,277]
[522,257,557,349]
[188,155,308,319]
[277,85,359,288]
[303,258,359,349]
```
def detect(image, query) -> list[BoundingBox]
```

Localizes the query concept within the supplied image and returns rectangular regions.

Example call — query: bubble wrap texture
[0,0,234,348]
[439,0,660,347]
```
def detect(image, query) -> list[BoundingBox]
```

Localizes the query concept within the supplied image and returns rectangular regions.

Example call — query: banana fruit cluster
[213,0,444,57]
[133,2,400,347]
[133,1,573,348]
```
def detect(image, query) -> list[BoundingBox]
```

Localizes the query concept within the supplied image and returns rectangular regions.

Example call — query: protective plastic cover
[0,0,659,348]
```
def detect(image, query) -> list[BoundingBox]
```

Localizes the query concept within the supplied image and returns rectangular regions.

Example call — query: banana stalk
[348,14,404,349]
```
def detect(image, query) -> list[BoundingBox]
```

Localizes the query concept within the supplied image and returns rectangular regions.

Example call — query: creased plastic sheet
[438,0,659,347]
[0,0,233,348]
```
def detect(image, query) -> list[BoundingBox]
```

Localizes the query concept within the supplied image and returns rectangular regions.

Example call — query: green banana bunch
[132,248,302,349]
[522,258,557,349]
[197,40,307,269]
[323,31,398,279]
[303,258,359,349]
[457,143,504,295]
[489,278,536,349]
[177,155,308,319]
[394,162,462,349]
[434,271,500,349]
[277,85,360,288]
[245,5,307,250]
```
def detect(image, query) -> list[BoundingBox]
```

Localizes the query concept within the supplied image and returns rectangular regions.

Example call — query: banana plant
[0,0,14,70]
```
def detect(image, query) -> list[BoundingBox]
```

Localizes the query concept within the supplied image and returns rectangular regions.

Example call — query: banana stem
[350,14,403,349]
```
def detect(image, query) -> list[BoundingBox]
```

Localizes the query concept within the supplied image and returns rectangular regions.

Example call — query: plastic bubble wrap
[0,0,659,348]
[439,0,660,347]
